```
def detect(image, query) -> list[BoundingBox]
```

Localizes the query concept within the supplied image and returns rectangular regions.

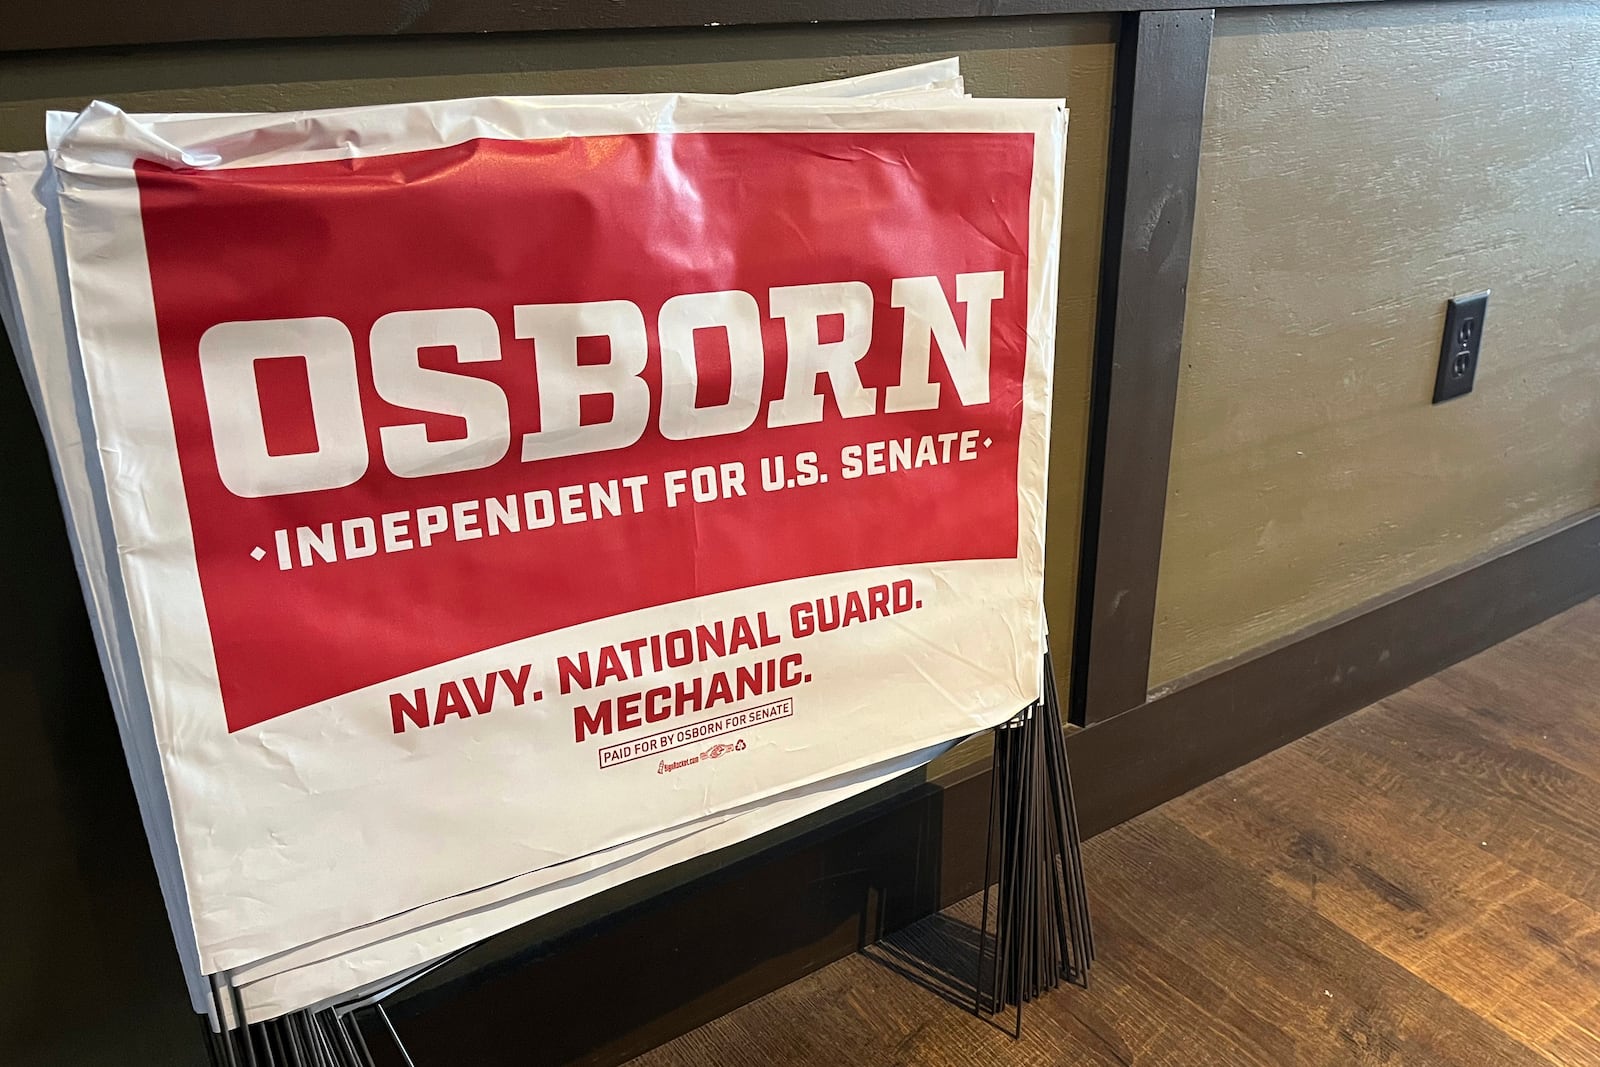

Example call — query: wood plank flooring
[626,596,1600,1067]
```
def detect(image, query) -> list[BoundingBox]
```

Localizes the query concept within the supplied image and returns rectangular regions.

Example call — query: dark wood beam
[4,0,1419,57]
[1071,9,1212,726]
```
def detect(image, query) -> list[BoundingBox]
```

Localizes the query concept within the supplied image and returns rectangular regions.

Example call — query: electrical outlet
[1432,290,1489,404]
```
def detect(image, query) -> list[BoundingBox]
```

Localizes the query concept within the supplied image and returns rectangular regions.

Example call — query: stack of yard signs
[0,59,1085,1063]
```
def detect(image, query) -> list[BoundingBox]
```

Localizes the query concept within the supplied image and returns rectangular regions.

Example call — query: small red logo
[657,737,752,774]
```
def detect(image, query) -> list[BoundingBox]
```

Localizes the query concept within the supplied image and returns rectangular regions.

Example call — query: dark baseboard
[1068,507,1600,837]
[360,508,1600,1066]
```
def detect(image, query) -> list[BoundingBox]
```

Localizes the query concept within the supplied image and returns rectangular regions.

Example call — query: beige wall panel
[0,19,1113,675]
[1151,1,1600,689]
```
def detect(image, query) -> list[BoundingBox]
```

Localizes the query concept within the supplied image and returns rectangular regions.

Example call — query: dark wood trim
[2,0,1438,56]
[1070,9,1212,727]
[1070,508,1600,834]
[358,508,1600,1066]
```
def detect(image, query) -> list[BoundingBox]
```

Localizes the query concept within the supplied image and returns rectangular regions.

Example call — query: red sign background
[134,132,1035,731]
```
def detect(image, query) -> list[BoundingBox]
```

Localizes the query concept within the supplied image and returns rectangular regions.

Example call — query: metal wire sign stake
[975,648,1094,1035]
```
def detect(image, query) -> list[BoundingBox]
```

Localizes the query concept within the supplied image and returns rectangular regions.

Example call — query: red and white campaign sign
[142,132,1029,734]
[52,95,1065,973]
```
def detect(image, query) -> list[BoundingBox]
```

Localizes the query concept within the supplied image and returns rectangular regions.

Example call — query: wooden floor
[626,597,1600,1067]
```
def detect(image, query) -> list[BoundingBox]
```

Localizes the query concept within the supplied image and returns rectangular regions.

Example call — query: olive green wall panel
[1151,0,1600,689]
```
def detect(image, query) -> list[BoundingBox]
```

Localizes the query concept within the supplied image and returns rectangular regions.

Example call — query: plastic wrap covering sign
[5,81,1067,1017]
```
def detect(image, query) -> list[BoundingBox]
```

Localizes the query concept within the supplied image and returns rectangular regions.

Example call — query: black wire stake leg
[974,727,1000,1017]
[346,1010,378,1067]
[208,975,242,1067]
[973,650,1094,1038]
[378,1005,418,1067]
[202,999,390,1067]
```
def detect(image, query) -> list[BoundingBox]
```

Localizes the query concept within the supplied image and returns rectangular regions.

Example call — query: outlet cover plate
[1433,290,1489,404]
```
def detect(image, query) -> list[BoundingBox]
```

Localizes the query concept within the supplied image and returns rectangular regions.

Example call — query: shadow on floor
[865,906,1015,1020]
